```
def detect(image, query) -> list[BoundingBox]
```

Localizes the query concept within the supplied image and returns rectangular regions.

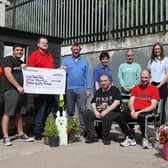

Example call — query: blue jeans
[33,95,57,135]
[66,89,87,129]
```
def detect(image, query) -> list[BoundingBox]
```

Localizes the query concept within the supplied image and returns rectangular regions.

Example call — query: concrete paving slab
[0,132,167,168]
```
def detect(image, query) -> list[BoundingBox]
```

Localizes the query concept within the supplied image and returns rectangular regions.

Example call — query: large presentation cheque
[22,67,66,94]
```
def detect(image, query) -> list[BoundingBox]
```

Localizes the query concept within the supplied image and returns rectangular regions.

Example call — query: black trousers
[83,110,131,140]
[152,82,167,124]
[124,111,154,138]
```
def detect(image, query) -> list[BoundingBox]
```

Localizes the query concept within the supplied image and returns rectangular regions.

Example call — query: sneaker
[17,134,34,142]
[120,136,136,147]
[103,139,111,145]
[85,137,98,143]
[3,137,12,146]
[142,138,151,149]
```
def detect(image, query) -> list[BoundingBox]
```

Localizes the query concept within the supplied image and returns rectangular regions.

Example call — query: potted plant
[43,113,59,147]
[66,116,81,143]
[158,124,168,160]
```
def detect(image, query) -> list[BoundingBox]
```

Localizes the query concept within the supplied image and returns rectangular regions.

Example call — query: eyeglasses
[140,77,150,79]
[154,48,160,51]
[101,58,109,60]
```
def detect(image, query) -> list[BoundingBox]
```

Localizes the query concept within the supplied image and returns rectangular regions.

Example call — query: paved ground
[0,126,167,168]
[1,99,168,168]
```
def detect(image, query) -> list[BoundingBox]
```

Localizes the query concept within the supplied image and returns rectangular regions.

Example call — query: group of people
[0,37,167,149]
[0,37,57,146]
[84,42,168,149]
[0,38,92,146]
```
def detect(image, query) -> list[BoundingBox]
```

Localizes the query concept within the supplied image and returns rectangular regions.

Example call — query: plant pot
[68,133,80,143]
[43,136,49,145]
[48,136,59,147]
[164,144,168,160]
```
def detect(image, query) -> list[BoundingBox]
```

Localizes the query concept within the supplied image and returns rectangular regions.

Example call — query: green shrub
[44,113,59,138]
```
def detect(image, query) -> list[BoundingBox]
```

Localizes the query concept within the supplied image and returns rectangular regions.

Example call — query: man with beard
[2,44,34,146]
[84,74,135,145]
[120,69,160,148]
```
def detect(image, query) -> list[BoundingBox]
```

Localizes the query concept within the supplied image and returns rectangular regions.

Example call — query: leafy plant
[44,113,59,138]
[67,116,80,137]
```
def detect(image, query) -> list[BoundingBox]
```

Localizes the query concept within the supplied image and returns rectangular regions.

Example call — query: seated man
[120,69,160,148]
[84,74,136,145]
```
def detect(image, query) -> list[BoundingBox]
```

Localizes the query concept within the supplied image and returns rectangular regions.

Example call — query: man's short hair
[141,68,151,76]
[99,51,110,60]
[100,73,110,80]
[13,44,25,50]
[72,42,80,47]
[37,36,48,43]
[126,49,135,56]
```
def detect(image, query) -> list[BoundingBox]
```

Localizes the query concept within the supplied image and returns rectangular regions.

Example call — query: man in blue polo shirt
[93,51,112,94]
[61,42,92,131]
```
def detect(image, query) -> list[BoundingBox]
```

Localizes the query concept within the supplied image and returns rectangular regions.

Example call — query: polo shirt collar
[100,64,108,69]
[38,49,48,55]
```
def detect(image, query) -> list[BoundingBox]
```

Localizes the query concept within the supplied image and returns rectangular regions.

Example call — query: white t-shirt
[147,57,168,82]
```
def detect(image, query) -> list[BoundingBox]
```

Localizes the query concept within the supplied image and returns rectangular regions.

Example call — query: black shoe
[80,130,87,138]
[103,139,111,145]
[85,137,98,143]
[34,134,42,140]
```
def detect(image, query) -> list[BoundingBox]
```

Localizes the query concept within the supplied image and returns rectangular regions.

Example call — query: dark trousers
[152,82,167,124]
[33,95,57,135]
[83,110,131,140]
[124,111,154,138]
[160,98,167,124]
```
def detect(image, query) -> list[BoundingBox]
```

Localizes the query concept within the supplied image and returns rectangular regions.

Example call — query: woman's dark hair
[99,51,110,60]
[150,42,164,63]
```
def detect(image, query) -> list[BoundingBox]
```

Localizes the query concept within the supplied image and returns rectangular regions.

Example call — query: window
[4,45,26,62]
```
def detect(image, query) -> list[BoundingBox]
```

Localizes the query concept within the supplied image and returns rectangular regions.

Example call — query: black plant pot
[48,136,59,147]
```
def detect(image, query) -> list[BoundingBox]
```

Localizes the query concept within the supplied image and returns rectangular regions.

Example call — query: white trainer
[142,138,152,149]
[120,136,136,147]
[3,137,12,146]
